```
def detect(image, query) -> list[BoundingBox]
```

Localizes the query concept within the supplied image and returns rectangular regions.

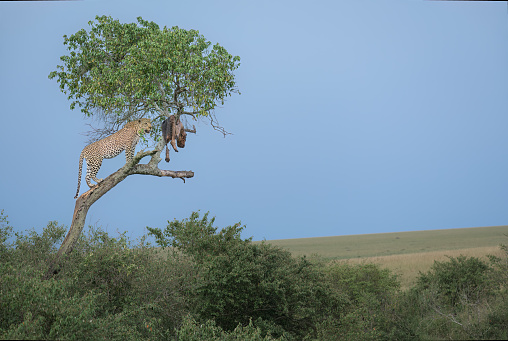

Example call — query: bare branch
[178,110,230,136]
[185,125,196,134]
[83,104,155,143]
[208,112,232,137]
[131,164,194,180]
[431,305,463,327]
[180,111,198,119]
[82,124,121,144]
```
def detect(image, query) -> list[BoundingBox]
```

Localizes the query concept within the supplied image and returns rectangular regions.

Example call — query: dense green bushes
[394,252,508,340]
[148,212,338,338]
[1,209,508,340]
[316,262,401,340]
[416,255,492,306]
[0,211,194,340]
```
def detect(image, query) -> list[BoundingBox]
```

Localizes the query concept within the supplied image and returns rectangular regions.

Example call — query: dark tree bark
[45,141,194,279]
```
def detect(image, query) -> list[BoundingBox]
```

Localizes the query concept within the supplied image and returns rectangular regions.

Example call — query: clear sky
[1,0,508,241]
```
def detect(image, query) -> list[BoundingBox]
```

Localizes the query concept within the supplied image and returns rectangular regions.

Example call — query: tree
[46,16,240,278]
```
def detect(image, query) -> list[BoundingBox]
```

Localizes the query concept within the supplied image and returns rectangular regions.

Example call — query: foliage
[325,262,400,305]
[394,254,505,340]
[484,293,508,340]
[0,218,193,340]
[147,211,249,261]
[316,262,401,340]
[58,225,198,338]
[175,315,287,341]
[11,221,67,273]
[2,210,508,340]
[0,210,12,261]
[478,245,508,340]
[415,255,491,307]
[148,212,334,339]
[488,243,508,286]
[49,15,241,138]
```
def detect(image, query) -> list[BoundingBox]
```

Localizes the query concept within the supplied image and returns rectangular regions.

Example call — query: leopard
[74,118,152,199]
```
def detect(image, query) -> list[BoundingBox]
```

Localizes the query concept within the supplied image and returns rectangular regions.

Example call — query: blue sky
[1,0,508,241]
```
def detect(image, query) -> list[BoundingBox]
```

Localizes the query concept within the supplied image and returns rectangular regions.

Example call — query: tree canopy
[49,15,241,139]
[45,16,237,277]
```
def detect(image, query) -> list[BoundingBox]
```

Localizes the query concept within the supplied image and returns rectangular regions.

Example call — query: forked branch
[45,145,193,279]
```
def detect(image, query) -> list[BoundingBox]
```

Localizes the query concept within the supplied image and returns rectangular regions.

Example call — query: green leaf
[49,16,240,137]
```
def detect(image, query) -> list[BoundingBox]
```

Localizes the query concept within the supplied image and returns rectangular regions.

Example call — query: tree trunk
[45,144,194,279]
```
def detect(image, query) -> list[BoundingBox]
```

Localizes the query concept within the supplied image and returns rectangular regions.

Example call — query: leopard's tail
[74,151,84,199]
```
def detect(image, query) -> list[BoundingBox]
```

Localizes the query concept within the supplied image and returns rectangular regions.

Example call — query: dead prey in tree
[74,118,152,198]
[162,115,189,162]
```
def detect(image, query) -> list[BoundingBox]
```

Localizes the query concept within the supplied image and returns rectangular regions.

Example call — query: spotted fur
[74,118,152,199]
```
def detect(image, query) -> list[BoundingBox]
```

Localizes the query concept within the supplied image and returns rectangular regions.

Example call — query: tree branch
[209,112,232,137]
[130,165,194,182]
[153,100,168,117]
[185,125,196,134]
[431,305,463,327]
[45,144,193,279]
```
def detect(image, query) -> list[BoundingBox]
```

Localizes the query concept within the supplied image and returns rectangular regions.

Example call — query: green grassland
[260,225,508,289]
[260,225,508,260]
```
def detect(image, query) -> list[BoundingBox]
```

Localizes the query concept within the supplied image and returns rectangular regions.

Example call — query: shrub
[175,315,288,340]
[317,262,401,340]
[59,224,197,338]
[60,227,142,315]
[484,243,508,339]
[5,209,508,340]
[148,212,335,339]
[416,255,491,307]
[0,210,13,260]
[0,218,196,340]
[398,255,496,340]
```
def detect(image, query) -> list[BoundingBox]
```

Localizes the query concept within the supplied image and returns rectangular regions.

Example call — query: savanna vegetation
[265,225,508,259]
[7,13,504,340]
[264,226,508,289]
[1,209,508,340]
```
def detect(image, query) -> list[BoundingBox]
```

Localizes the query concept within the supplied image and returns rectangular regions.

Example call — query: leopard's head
[138,118,152,134]
[125,118,152,135]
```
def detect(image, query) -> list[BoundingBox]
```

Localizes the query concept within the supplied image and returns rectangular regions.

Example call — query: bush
[397,255,497,340]
[483,244,508,339]
[317,262,401,340]
[0,210,13,260]
[148,212,336,339]
[61,227,143,315]
[175,315,287,340]
[5,209,508,340]
[59,224,198,338]
[0,218,196,340]
[416,255,491,307]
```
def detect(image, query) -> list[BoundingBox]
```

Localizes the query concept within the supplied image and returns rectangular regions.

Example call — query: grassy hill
[260,225,508,259]
[260,225,508,289]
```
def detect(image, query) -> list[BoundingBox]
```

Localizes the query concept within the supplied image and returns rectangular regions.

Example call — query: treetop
[49,15,241,140]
